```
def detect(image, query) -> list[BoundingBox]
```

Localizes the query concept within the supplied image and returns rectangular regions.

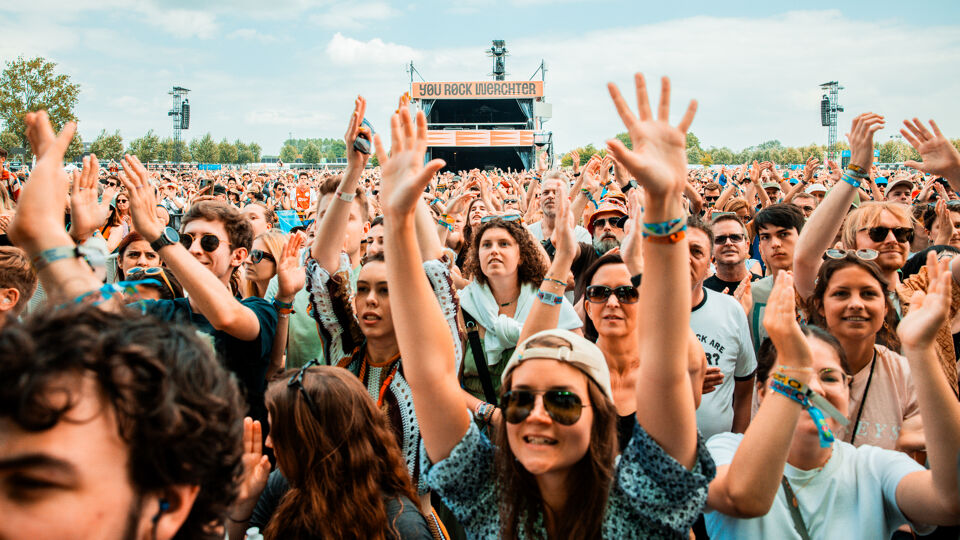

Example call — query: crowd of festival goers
[1,77,959,540]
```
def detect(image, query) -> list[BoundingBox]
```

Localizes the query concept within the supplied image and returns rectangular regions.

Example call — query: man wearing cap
[762,181,783,204]
[159,181,185,230]
[886,178,914,204]
[804,183,827,203]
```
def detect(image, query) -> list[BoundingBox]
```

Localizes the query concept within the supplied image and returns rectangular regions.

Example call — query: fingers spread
[657,76,671,123]
[634,73,652,122]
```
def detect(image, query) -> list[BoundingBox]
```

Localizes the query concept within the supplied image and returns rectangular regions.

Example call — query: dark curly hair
[806,254,901,352]
[464,218,548,287]
[263,366,421,540]
[0,304,245,540]
[495,335,618,539]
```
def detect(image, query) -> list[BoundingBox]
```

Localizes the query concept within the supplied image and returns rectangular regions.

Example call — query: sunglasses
[249,249,275,264]
[116,198,129,204]
[592,216,627,230]
[481,214,522,223]
[502,389,588,426]
[288,359,323,421]
[100,180,119,188]
[585,284,640,304]
[861,226,914,243]
[503,198,518,204]
[714,233,745,245]
[704,195,720,202]
[126,266,176,297]
[180,233,223,252]
[825,248,878,261]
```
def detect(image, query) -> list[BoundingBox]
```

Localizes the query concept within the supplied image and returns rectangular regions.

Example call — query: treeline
[278,137,347,164]
[67,129,264,164]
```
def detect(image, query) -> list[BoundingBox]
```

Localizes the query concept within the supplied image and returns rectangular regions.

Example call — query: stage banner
[426,130,535,147]
[412,81,543,99]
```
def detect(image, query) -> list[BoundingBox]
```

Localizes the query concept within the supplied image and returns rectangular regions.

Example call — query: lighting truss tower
[819,81,844,161]
[168,86,190,162]
[487,40,508,81]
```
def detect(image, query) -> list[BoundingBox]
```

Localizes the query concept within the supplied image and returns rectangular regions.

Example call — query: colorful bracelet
[845,168,869,180]
[537,290,564,305]
[769,378,835,448]
[644,229,686,244]
[846,164,866,174]
[543,276,568,288]
[272,298,294,310]
[641,216,685,237]
[840,173,861,189]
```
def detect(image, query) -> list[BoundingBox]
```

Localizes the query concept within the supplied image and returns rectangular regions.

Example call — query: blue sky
[2,1,958,156]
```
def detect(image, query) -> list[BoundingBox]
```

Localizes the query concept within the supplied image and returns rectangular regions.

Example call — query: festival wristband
[641,216,685,237]
[336,190,355,202]
[537,290,564,305]
[543,276,568,288]
[32,244,107,273]
[644,229,686,244]
[770,379,835,448]
[840,174,861,189]
[272,298,294,310]
[771,371,848,425]
[72,279,162,307]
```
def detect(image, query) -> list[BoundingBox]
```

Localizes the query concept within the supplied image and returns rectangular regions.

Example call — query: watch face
[163,227,180,243]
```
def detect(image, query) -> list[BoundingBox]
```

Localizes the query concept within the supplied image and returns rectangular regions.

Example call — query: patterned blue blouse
[422,420,715,539]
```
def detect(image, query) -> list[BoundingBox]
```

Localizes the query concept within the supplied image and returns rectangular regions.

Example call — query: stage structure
[409,40,553,172]
[168,86,190,162]
[819,81,843,163]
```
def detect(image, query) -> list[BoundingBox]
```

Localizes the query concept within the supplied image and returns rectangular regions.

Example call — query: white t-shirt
[526,220,592,244]
[705,432,931,539]
[691,288,757,439]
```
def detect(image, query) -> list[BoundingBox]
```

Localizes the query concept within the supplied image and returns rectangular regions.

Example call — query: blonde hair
[841,201,913,249]
[242,230,287,298]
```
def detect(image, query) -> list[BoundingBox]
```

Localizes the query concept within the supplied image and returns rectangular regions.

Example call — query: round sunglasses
[501,389,588,426]
[180,233,223,252]
[249,249,275,264]
[585,285,640,304]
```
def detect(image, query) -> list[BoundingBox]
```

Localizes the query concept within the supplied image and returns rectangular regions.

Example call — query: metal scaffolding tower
[168,86,190,162]
[487,40,508,81]
[819,81,844,161]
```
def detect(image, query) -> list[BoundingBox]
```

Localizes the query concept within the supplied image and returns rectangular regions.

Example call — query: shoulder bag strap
[462,310,498,404]
[780,477,812,540]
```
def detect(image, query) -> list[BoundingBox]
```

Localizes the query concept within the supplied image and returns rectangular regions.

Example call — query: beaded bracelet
[641,216,685,237]
[543,276,568,288]
[537,290,563,305]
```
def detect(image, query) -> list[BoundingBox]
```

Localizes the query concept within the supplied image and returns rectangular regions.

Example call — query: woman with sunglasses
[705,260,960,538]
[101,194,132,252]
[226,366,433,540]
[384,75,713,538]
[804,251,926,453]
[243,230,286,298]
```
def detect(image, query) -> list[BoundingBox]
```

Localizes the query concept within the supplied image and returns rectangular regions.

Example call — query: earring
[152,499,170,525]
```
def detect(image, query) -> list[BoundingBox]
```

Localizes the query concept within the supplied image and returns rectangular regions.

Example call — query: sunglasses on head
[481,214,522,223]
[592,216,627,230]
[126,266,176,297]
[861,226,914,243]
[585,284,639,304]
[249,249,275,264]
[180,233,223,252]
[825,248,878,261]
[714,233,745,245]
[501,389,588,426]
[288,359,323,421]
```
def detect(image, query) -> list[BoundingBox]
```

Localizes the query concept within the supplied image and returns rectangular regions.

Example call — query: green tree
[709,147,735,165]
[191,133,217,163]
[279,143,299,163]
[615,132,632,151]
[0,131,21,152]
[89,129,124,161]
[248,142,262,163]
[127,129,160,162]
[65,132,83,161]
[779,147,803,165]
[686,132,703,164]
[217,138,237,164]
[0,56,80,157]
[159,138,191,162]
[236,140,255,164]
[302,142,321,164]
[699,152,713,166]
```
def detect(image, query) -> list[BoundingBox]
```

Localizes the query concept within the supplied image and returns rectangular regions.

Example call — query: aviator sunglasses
[585,284,640,304]
[180,233,224,252]
[501,389,589,426]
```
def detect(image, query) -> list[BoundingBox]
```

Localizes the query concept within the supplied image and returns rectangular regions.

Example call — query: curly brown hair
[806,254,901,352]
[464,218,548,287]
[0,304,245,540]
[263,366,421,540]
[496,347,618,539]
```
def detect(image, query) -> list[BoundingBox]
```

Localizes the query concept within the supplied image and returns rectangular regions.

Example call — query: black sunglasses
[704,195,720,202]
[100,179,119,188]
[180,233,223,252]
[501,389,588,426]
[288,359,323,421]
[861,226,914,243]
[585,284,639,304]
[249,249,275,264]
[592,216,627,230]
[714,233,745,245]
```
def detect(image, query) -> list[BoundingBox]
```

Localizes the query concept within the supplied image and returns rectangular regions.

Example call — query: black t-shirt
[139,296,277,424]
[543,239,602,303]
[251,470,433,539]
[617,413,636,453]
[703,273,761,295]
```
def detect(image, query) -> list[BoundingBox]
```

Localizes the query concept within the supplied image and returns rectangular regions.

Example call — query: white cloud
[308,2,400,29]
[324,33,421,66]
[142,8,219,39]
[228,28,279,43]
[244,109,335,127]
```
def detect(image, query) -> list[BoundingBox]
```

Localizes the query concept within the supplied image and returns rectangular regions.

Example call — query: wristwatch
[150,226,180,252]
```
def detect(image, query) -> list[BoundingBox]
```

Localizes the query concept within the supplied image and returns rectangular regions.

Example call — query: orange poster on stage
[426,130,535,147]
[412,81,543,99]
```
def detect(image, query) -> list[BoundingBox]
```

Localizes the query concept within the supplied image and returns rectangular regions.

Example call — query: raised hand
[733,275,753,316]
[276,231,306,300]
[569,149,581,173]
[802,156,820,183]
[749,160,762,184]
[901,119,960,186]
[8,111,76,253]
[551,179,577,267]
[117,155,164,242]
[762,271,811,369]
[375,107,446,219]
[619,188,644,274]
[827,160,842,183]
[343,96,372,170]
[69,154,108,243]
[933,198,955,246]
[606,74,696,202]
[898,252,951,351]
[846,113,885,171]
[537,150,548,173]
[233,417,271,513]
